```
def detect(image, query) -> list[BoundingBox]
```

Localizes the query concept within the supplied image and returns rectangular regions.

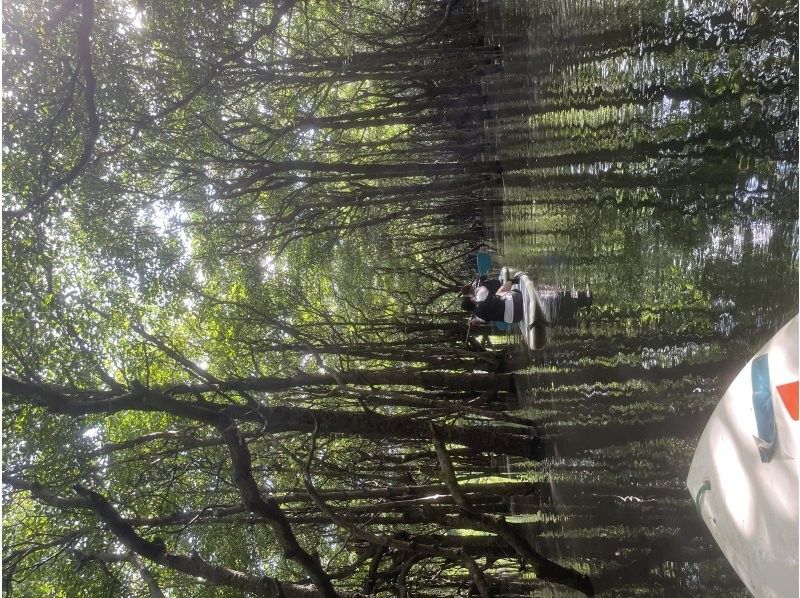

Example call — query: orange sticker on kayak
[776,381,799,421]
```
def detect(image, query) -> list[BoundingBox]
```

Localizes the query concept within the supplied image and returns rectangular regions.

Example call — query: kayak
[514,271,548,350]
[686,316,799,598]
[473,251,549,350]
[499,267,548,350]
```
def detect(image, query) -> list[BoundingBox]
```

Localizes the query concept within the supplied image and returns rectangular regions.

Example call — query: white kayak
[517,273,548,350]
[497,268,548,349]
[687,315,799,598]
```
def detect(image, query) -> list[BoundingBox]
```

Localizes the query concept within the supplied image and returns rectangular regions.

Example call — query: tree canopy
[4,0,796,596]
[3,0,557,595]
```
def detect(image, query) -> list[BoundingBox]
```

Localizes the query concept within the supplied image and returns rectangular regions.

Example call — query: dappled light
[3,0,797,595]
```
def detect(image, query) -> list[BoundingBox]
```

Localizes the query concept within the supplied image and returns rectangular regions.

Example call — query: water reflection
[481,0,797,591]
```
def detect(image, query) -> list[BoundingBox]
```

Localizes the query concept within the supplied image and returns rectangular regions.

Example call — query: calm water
[481,0,797,592]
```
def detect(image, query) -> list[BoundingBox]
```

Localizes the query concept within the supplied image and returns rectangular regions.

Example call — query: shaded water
[480,0,797,592]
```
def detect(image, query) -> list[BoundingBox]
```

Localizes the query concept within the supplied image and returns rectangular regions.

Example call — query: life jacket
[470,277,502,295]
[474,295,505,323]
[480,278,502,295]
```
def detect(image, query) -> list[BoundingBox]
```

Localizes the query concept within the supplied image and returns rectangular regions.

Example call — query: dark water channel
[478,0,798,593]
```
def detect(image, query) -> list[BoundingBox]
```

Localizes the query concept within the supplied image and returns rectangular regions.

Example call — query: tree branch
[300,425,497,596]
[216,417,339,598]
[4,476,337,596]
[129,553,166,598]
[70,483,333,597]
[5,0,100,219]
[429,423,595,596]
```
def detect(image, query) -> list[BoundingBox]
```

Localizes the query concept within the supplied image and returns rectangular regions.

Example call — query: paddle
[476,250,491,277]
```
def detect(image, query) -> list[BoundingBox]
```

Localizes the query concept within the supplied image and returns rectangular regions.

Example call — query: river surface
[480,0,797,592]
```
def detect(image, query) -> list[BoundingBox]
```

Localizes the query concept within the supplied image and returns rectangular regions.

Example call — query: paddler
[460,280,524,325]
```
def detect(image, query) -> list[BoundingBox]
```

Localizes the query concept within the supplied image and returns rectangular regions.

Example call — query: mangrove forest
[3,0,797,595]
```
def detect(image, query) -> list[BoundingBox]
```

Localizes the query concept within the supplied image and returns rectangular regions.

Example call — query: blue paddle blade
[494,321,511,331]
[476,252,491,276]
[751,354,775,463]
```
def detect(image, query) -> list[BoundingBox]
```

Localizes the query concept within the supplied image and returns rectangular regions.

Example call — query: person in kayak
[460,281,524,324]
[460,275,502,298]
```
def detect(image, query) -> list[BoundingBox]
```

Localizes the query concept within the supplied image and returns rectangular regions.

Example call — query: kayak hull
[496,267,547,349]
[687,316,799,598]
[517,274,547,350]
